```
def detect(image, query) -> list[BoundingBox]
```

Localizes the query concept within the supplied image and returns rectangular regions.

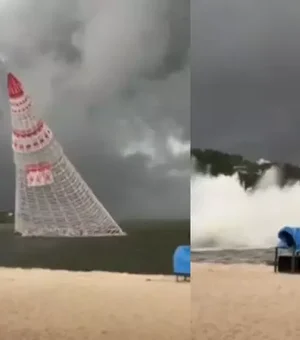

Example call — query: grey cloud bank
[0,0,190,218]
[193,0,300,164]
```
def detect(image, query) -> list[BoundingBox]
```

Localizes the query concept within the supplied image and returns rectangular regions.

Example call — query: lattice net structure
[8,72,125,237]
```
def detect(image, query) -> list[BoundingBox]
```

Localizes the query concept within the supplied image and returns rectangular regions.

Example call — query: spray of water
[191,167,300,249]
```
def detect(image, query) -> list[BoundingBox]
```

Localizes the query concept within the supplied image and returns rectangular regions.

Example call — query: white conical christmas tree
[8,72,125,237]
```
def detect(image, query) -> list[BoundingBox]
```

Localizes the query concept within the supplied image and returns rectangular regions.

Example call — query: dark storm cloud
[193,0,300,163]
[0,0,190,218]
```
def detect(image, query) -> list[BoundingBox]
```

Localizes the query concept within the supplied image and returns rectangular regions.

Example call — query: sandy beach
[192,263,300,340]
[0,268,190,340]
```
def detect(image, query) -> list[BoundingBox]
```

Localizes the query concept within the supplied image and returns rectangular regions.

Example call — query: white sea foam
[191,167,300,249]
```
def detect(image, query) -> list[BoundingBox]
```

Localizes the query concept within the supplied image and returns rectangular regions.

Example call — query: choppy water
[0,222,189,274]
[191,248,275,265]
[191,168,300,249]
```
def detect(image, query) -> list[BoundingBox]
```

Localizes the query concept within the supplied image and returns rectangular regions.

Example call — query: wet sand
[192,263,300,340]
[191,248,275,265]
[0,268,190,340]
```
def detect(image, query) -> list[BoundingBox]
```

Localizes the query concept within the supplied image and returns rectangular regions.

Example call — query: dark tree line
[192,148,300,189]
[0,211,14,224]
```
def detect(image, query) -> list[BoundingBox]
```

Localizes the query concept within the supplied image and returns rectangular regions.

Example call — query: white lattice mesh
[15,155,125,236]
[8,72,125,237]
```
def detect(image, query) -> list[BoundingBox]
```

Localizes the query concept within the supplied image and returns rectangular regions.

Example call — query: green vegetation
[192,148,300,188]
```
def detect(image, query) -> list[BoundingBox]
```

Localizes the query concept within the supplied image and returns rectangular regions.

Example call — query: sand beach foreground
[0,268,190,340]
[192,263,300,340]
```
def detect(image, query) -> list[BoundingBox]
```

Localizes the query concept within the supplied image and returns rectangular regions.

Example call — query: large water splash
[191,167,300,249]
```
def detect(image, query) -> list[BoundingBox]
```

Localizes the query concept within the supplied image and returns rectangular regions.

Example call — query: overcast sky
[0,0,190,218]
[193,0,300,164]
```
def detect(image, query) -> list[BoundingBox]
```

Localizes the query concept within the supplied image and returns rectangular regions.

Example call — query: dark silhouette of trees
[191,148,300,189]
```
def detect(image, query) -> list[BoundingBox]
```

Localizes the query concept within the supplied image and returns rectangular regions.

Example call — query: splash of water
[191,167,300,249]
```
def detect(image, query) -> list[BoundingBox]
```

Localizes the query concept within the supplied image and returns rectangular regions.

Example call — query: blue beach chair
[173,245,190,282]
[274,226,300,273]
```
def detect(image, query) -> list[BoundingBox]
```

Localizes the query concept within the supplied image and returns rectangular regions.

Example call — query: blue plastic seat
[277,226,300,252]
[173,245,190,281]
[275,226,300,273]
